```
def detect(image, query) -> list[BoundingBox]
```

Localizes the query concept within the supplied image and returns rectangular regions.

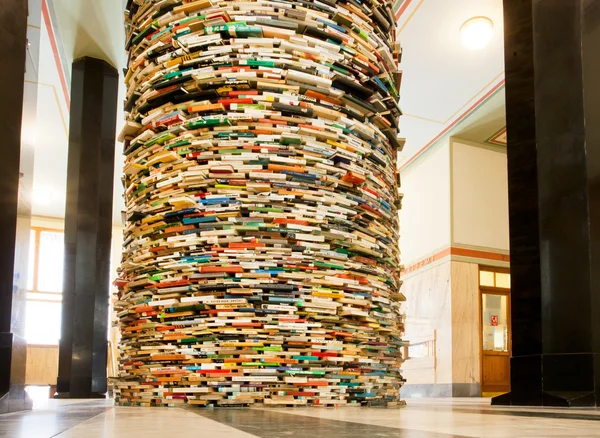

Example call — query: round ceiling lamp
[460,16,494,50]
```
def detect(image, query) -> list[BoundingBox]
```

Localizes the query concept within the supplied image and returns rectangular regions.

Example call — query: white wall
[450,139,509,251]
[399,140,451,265]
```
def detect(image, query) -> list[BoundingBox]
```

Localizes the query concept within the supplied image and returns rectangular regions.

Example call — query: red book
[228,89,258,96]
[218,98,254,107]
[196,369,231,374]
[311,352,338,358]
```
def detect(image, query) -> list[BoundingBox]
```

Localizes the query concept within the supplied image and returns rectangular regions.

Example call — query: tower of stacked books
[115,0,405,407]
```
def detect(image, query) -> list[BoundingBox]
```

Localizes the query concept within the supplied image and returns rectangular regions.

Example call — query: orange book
[342,171,367,185]
[228,242,265,249]
[151,369,187,375]
[156,280,191,288]
[277,189,304,196]
[268,163,305,172]
[162,334,187,340]
[187,103,225,113]
[273,218,309,226]
[164,224,195,233]
[295,381,329,386]
[258,118,288,126]
[152,354,189,361]
[305,90,342,105]
[134,305,154,313]
[149,245,167,253]
[251,129,275,135]
[199,266,244,273]
[329,331,353,337]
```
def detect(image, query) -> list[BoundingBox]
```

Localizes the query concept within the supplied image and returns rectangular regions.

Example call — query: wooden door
[479,268,511,395]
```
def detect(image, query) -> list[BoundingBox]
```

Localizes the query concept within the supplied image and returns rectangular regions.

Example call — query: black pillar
[0,0,32,414]
[57,57,118,398]
[495,0,600,407]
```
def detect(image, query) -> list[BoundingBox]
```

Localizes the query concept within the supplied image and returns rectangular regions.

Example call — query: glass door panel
[482,294,508,352]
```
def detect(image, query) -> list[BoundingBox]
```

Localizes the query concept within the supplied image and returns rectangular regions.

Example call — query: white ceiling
[397,0,506,164]
[31,0,125,224]
[29,0,506,223]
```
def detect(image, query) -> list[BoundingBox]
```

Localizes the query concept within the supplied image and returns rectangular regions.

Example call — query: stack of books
[114,0,406,408]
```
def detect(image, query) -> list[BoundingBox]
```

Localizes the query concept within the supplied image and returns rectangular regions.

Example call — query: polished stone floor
[1,394,600,437]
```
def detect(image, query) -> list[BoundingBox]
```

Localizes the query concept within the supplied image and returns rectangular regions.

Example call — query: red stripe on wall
[403,247,510,275]
[450,247,510,262]
[395,0,413,20]
[400,79,506,171]
[41,0,70,110]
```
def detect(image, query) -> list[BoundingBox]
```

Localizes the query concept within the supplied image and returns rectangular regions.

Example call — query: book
[115,0,406,408]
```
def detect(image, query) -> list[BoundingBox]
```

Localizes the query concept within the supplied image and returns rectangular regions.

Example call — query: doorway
[479,267,511,396]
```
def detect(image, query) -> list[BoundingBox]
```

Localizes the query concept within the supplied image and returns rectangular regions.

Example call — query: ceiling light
[460,16,494,50]
[32,188,56,206]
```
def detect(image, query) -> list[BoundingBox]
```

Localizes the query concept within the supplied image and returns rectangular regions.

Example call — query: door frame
[478,266,511,394]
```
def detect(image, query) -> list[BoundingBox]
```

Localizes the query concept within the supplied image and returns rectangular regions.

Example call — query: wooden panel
[482,353,510,393]
[25,345,59,385]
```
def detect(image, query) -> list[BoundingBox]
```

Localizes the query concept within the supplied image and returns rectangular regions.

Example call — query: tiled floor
[1,397,600,438]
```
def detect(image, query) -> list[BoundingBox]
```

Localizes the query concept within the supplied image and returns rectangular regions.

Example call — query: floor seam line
[49,407,112,438]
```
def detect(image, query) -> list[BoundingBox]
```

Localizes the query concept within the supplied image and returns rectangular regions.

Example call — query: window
[479,270,510,289]
[481,293,509,352]
[408,340,435,359]
[26,228,64,345]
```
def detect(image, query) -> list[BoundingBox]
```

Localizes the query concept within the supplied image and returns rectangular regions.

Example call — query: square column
[56,57,118,398]
[495,0,600,407]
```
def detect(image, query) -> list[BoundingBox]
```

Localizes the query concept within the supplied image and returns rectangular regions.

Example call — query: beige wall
[400,140,451,265]
[25,345,59,385]
[402,260,481,390]
[450,261,480,385]
[450,139,509,251]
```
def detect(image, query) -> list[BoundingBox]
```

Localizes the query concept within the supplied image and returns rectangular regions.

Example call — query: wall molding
[400,80,506,173]
[451,137,507,154]
[402,245,510,277]
[42,0,70,108]
[485,127,507,146]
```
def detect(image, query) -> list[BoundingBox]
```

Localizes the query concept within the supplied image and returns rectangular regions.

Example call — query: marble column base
[492,354,599,407]
[401,383,481,398]
[0,333,32,413]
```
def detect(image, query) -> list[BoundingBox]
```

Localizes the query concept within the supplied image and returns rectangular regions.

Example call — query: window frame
[27,226,65,300]
[26,226,65,345]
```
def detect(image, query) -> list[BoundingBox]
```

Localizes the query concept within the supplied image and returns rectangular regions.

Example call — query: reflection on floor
[1,396,600,437]
[481,392,507,399]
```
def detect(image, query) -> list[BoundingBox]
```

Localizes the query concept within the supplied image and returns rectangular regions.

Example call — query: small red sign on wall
[491,315,499,326]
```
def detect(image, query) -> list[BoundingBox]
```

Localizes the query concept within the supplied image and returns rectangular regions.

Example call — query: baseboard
[401,383,481,398]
